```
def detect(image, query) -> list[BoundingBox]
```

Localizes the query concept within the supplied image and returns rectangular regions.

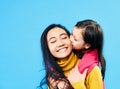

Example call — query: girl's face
[47,27,72,59]
[70,27,86,50]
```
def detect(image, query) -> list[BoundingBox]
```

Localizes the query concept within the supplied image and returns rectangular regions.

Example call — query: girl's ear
[85,43,91,49]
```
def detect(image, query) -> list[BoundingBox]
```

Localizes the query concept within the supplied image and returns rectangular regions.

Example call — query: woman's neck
[57,52,80,76]
[57,53,72,62]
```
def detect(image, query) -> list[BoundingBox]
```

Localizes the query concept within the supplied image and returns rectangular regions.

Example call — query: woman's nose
[57,39,64,47]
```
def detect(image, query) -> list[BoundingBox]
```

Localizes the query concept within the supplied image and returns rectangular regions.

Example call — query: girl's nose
[70,35,74,42]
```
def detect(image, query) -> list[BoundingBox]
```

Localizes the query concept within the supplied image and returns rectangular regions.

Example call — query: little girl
[69,19,106,89]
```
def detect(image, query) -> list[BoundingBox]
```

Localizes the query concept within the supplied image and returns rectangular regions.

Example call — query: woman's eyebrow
[60,33,67,36]
[48,33,67,41]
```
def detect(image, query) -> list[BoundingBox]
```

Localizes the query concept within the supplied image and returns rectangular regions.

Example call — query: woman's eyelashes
[49,38,56,43]
[61,35,68,39]
[50,40,56,43]
[49,34,68,44]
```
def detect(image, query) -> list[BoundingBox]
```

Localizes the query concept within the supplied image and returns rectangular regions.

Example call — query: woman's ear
[85,43,91,49]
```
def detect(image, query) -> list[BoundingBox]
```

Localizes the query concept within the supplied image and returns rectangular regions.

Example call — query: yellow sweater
[57,52,86,89]
[49,52,103,89]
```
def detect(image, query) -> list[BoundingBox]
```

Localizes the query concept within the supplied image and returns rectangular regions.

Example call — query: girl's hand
[68,66,88,84]
[57,79,71,89]
[57,81,66,89]
[49,77,70,89]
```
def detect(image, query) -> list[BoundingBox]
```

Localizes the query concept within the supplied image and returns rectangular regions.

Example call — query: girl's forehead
[73,27,82,33]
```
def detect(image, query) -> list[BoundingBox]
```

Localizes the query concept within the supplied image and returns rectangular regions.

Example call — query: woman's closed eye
[61,35,68,39]
[61,36,67,39]
[49,39,56,43]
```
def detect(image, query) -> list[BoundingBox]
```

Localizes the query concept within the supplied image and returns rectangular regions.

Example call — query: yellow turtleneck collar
[57,52,80,76]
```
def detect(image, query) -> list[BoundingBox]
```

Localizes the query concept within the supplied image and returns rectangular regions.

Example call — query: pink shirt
[78,49,99,76]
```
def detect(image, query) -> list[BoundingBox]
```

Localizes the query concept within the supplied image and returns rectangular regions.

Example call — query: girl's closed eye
[72,36,78,41]
[74,38,78,41]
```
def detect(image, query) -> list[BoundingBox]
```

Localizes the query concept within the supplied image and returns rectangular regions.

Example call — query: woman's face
[47,27,72,59]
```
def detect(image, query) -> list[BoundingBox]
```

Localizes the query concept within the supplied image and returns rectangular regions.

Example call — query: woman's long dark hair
[40,24,73,89]
[75,20,106,79]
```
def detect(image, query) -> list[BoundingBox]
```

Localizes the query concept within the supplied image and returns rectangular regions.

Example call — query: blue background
[0,0,120,89]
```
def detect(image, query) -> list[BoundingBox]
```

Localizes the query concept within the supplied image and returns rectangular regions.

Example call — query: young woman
[40,24,87,89]
[69,19,106,89]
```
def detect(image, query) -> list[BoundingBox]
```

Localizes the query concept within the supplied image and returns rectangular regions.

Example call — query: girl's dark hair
[40,24,73,89]
[75,20,106,79]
